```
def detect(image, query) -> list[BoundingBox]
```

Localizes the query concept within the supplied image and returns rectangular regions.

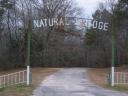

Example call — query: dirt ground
[88,68,109,86]
[0,68,59,96]
[88,66,128,93]
[32,68,60,86]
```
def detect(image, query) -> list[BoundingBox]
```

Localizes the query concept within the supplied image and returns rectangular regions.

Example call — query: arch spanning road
[32,68,128,96]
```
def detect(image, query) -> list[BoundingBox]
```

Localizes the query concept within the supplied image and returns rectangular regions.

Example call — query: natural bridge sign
[31,17,115,86]
[33,17,109,31]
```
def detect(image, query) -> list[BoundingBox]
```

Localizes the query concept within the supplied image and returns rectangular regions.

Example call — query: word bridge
[33,17,109,31]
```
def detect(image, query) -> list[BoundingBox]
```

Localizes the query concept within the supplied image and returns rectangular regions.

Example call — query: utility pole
[26,19,32,85]
[111,11,117,86]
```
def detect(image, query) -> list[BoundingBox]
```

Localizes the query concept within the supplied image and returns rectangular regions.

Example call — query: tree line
[0,0,127,69]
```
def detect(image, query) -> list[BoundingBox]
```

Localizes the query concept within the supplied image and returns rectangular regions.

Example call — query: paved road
[32,68,128,96]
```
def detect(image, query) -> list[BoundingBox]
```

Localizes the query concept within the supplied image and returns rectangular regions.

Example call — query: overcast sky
[75,0,106,18]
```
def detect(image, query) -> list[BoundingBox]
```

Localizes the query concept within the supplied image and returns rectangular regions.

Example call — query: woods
[0,0,128,69]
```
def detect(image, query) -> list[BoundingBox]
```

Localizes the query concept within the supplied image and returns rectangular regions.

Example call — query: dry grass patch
[88,66,128,93]
[32,68,60,86]
[0,68,59,96]
[88,68,109,86]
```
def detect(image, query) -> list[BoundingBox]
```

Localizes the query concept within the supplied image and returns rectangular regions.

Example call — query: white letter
[98,22,103,30]
[53,18,58,25]
[86,19,92,29]
[59,18,64,25]
[34,20,39,27]
[48,18,54,26]
[92,20,98,29]
[65,17,70,26]
[40,19,44,27]
[103,23,109,31]
[44,19,47,27]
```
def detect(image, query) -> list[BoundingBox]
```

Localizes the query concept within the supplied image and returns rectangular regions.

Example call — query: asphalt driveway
[32,68,128,96]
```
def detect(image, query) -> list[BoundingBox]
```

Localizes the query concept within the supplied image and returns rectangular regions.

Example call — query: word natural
[33,17,109,31]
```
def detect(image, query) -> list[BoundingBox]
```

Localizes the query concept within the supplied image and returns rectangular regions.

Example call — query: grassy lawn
[0,68,59,96]
[88,67,128,93]
[0,84,34,96]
